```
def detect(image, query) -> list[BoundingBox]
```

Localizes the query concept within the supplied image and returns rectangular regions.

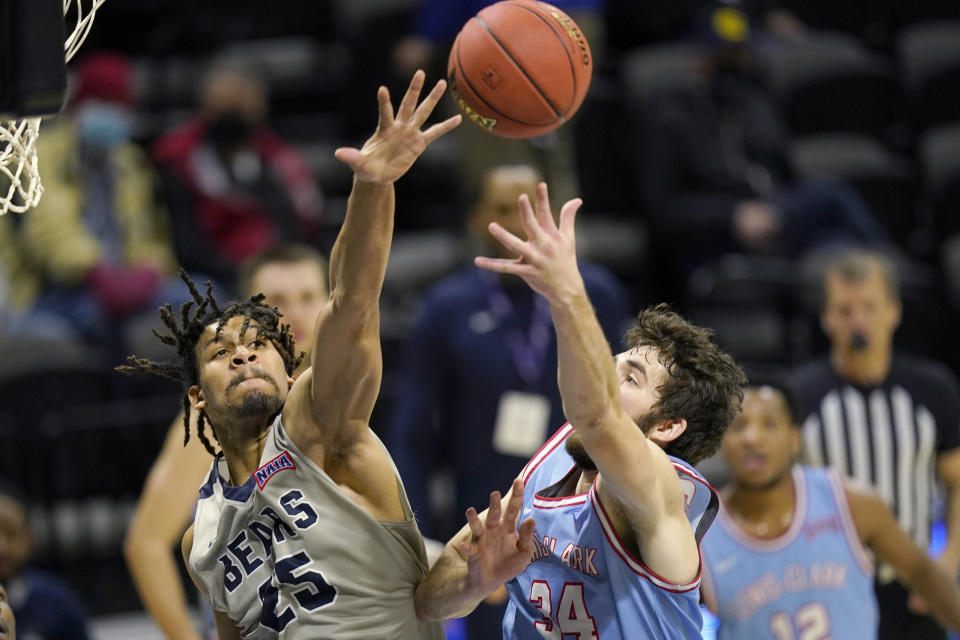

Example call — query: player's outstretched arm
[125,409,211,640]
[476,183,694,578]
[286,71,459,451]
[847,484,960,632]
[415,479,535,620]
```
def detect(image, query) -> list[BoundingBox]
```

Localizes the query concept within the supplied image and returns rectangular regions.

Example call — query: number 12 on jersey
[529,580,598,639]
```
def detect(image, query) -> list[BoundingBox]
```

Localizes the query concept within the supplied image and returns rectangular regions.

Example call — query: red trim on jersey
[521,423,573,487]
[719,465,808,552]
[590,485,702,593]
[825,468,875,577]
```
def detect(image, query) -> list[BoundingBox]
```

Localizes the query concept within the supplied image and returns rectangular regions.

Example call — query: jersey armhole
[824,468,875,578]
[589,486,702,593]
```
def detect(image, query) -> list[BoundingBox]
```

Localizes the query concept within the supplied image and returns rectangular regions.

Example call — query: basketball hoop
[0,0,107,216]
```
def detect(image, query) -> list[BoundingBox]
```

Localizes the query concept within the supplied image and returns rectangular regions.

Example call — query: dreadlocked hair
[116,269,303,456]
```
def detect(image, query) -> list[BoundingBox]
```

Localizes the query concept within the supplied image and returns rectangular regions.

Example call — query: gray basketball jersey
[189,414,445,639]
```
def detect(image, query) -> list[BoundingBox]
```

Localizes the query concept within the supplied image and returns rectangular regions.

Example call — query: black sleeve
[930,364,960,453]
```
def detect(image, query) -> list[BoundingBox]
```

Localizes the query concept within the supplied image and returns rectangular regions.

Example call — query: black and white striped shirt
[790,354,960,553]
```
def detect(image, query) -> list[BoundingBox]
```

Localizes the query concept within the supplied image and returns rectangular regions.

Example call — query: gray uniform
[189,414,445,639]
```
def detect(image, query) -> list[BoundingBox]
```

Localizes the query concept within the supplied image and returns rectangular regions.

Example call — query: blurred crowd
[0,0,959,637]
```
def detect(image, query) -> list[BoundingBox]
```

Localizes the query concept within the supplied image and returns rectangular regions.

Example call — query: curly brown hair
[625,304,746,465]
[116,270,302,456]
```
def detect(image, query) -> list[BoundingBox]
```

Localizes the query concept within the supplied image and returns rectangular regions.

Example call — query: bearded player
[416,183,747,638]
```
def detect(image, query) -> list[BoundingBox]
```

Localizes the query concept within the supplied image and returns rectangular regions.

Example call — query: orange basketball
[447,1,593,139]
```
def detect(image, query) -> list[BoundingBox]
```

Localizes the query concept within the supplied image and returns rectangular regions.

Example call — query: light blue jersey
[503,424,719,640]
[701,466,878,640]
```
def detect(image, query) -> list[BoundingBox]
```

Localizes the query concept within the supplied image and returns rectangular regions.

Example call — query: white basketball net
[0,0,107,216]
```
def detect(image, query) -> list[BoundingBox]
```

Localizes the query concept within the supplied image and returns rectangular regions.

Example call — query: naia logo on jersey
[255,451,296,490]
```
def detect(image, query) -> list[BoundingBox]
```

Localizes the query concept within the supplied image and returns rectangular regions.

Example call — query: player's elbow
[122,527,149,568]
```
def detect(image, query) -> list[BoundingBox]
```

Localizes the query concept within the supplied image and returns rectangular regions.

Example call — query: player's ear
[648,418,687,446]
[789,427,803,460]
[188,385,206,410]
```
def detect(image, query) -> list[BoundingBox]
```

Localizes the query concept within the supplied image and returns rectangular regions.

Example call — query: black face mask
[206,110,253,149]
[850,332,870,352]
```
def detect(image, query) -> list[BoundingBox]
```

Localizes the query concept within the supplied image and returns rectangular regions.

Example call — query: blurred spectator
[123,244,327,640]
[635,7,889,281]
[0,214,73,341]
[387,164,629,639]
[152,64,323,291]
[605,0,806,58]
[19,53,184,350]
[790,249,960,640]
[0,584,13,640]
[0,484,91,640]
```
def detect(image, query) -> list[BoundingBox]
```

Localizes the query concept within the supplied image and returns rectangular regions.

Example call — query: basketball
[447,1,593,139]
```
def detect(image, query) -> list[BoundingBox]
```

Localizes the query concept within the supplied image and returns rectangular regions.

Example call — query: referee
[791,249,960,640]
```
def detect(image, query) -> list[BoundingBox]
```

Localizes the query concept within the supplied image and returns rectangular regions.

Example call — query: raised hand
[475,182,584,304]
[334,70,461,184]
[460,478,537,595]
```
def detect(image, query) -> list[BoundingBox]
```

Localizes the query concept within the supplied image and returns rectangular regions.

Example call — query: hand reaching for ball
[334,70,461,184]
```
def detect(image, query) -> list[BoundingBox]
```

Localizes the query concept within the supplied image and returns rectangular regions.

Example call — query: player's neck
[575,470,598,495]
[215,419,272,486]
[725,468,796,538]
[831,345,891,386]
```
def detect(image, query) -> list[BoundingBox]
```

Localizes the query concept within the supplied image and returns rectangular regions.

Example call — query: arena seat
[897,21,960,130]
[766,33,898,138]
[790,135,919,250]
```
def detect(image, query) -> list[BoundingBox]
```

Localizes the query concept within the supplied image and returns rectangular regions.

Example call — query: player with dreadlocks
[119,70,459,639]
[121,278,301,457]
[124,244,328,640]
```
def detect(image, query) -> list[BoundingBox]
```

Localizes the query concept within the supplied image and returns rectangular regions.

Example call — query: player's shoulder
[891,352,960,392]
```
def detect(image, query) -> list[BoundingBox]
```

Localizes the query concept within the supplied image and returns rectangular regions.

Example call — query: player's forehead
[252,261,325,297]
[615,345,667,382]
[198,315,262,348]
[741,386,789,415]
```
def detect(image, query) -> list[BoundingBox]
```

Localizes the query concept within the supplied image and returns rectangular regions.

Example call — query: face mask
[76,103,133,149]
[850,332,870,352]
[206,110,253,149]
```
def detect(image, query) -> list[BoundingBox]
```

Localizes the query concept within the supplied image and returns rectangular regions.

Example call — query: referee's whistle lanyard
[478,270,553,387]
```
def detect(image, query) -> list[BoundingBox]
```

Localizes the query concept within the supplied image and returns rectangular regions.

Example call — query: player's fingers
[333,147,362,169]
[465,506,484,539]
[486,491,503,528]
[502,480,525,524]
[396,69,426,121]
[422,115,462,145]
[534,182,555,231]
[559,197,582,239]
[412,78,448,127]
[474,257,538,280]
[459,540,477,557]
[517,193,541,241]
[517,518,537,551]
[376,86,394,128]
[488,222,529,257]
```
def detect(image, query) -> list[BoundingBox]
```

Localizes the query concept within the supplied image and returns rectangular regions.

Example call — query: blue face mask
[76,103,133,149]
